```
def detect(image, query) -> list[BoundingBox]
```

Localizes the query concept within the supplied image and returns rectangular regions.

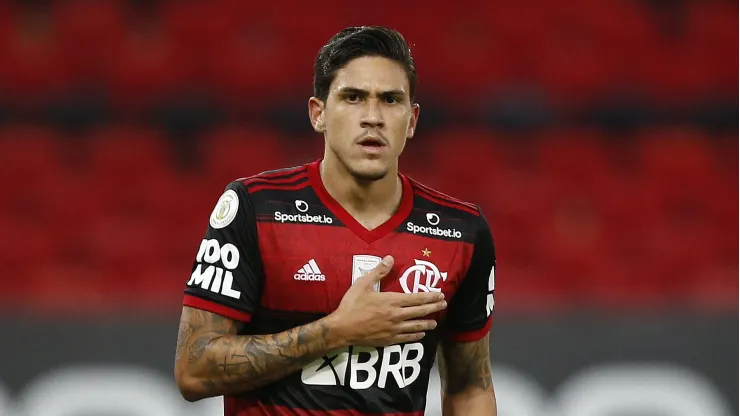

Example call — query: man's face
[310,56,420,181]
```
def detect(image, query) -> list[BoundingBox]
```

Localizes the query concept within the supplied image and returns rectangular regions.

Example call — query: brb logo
[400,260,448,294]
[187,239,241,299]
[301,343,424,390]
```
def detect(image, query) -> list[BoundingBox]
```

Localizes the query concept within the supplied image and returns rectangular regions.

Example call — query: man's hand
[328,255,447,347]
[174,255,446,401]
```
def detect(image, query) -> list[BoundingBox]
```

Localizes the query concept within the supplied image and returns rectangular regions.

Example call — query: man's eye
[346,94,360,102]
[385,96,398,104]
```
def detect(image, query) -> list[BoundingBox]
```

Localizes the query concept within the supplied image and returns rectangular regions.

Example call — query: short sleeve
[182,181,264,322]
[443,208,496,342]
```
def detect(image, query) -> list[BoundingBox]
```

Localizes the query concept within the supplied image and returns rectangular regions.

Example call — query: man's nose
[360,100,384,129]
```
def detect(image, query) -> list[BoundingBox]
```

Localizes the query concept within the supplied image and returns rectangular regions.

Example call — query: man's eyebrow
[379,89,405,97]
[337,87,368,96]
[336,87,406,98]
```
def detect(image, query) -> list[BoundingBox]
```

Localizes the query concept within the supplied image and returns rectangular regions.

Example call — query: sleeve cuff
[183,295,252,322]
[444,315,493,342]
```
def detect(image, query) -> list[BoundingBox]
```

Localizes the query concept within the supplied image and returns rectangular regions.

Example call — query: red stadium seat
[200,125,285,187]
[52,0,125,82]
[0,126,64,190]
[535,129,613,179]
[0,214,62,295]
[638,128,716,185]
[86,213,167,274]
[205,34,298,109]
[160,0,243,84]
[161,1,238,51]
[0,20,73,107]
[0,4,14,48]
[414,7,508,103]
[86,125,174,181]
[106,28,186,113]
[527,0,642,107]
[686,1,738,92]
[83,125,177,220]
[424,128,501,192]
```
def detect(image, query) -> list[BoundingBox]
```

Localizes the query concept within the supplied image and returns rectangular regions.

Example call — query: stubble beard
[328,144,389,182]
[345,161,388,183]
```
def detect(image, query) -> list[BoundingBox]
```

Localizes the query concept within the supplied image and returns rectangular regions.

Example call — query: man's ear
[407,103,420,139]
[308,97,326,133]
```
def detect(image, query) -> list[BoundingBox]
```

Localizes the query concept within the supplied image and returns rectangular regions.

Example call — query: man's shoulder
[220,163,312,198]
[405,175,482,220]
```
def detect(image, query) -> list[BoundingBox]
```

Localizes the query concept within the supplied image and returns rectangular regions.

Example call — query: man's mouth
[358,137,386,147]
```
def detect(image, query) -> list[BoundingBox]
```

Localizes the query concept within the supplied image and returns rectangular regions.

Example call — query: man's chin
[346,160,389,182]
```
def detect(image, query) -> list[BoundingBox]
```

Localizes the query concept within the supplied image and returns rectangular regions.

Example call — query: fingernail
[441,301,447,308]
[381,256,393,266]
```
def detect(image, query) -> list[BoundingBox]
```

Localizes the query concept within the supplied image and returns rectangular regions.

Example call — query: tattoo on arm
[175,306,334,398]
[437,337,492,395]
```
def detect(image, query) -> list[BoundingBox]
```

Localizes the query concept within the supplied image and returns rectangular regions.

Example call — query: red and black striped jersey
[183,159,497,416]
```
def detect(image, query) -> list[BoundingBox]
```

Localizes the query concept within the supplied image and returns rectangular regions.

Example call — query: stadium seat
[0,21,73,107]
[83,125,179,222]
[535,129,613,179]
[52,0,125,82]
[686,1,738,90]
[638,128,716,185]
[205,34,297,109]
[199,125,285,187]
[106,28,186,113]
[424,128,501,199]
[161,1,238,50]
[0,126,63,189]
[86,124,174,181]
[86,213,166,275]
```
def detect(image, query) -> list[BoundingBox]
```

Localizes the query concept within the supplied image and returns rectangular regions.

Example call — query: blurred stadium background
[0,0,737,415]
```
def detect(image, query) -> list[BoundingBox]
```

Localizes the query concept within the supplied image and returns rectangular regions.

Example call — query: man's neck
[319,156,402,219]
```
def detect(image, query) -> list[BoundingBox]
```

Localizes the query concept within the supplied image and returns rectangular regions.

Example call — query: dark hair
[313,26,417,102]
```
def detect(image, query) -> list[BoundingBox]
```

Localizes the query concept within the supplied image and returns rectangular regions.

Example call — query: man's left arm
[438,336,496,415]
[438,207,497,415]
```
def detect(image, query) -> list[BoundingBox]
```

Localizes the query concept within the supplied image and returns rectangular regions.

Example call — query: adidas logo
[294,259,326,282]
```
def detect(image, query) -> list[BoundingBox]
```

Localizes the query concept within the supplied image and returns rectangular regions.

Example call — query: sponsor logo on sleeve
[187,239,241,299]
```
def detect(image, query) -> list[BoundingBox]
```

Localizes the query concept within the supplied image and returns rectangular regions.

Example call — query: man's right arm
[175,306,345,401]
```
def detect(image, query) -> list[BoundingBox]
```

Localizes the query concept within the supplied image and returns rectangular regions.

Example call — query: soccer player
[175,26,498,415]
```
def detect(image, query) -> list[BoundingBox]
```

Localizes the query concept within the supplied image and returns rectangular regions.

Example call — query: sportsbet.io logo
[274,211,333,224]
[406,222,462,239]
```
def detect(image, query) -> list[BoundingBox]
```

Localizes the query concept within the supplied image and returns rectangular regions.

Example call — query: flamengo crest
[399,259,447,293]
